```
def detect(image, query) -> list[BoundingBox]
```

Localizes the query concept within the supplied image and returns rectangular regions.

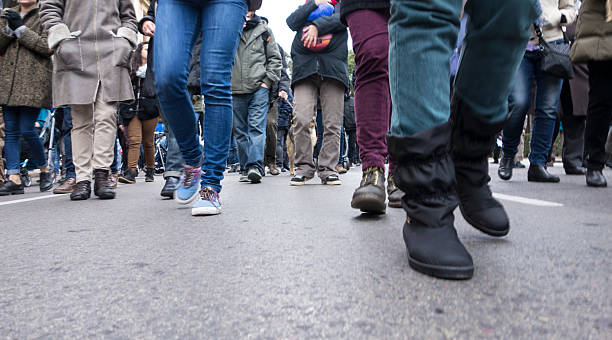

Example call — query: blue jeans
[2,106,47,175]
[60,107,76,178]
[389,0,540,136]
[502,49,564,165]
[154,0,247,192]
[227,133,239,165]
[232,86,270,175]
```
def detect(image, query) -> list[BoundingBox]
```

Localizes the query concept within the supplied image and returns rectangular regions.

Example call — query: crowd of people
[0,0,610,280]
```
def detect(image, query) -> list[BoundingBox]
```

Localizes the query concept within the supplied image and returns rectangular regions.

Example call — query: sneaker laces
[182,167,199,187]
[200,187,218,202]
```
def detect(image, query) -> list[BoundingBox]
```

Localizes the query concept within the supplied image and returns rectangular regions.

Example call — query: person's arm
[39,0,69,49]
[262,28,282,88]
[278,50,290,94]
[312,9,345,35]
[118,0,138,47]
[14,21,54,57]
[286,1,318,32]
[138,0,156,35]
[0,14,15,52]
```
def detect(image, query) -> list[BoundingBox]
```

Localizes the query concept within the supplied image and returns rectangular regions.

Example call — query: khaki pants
[293,76,345,179]
[0,107,5,183]
[71,86,118,182]
[127,116,157,170]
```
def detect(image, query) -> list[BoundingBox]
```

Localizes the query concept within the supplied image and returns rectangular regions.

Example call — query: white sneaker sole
[191,206,221,216]
[174,183,201,205]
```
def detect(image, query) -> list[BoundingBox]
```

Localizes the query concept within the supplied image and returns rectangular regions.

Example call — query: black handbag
[534,24,574,79]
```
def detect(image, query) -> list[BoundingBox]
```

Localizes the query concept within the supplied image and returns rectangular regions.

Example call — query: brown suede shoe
[53,177,76,194]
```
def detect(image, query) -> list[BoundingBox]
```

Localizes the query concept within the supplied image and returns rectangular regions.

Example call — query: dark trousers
[276,127,289,169]
[55,107,76,178]
[264,99,278,166]
[346,128,359,165]
[585,60,612,170]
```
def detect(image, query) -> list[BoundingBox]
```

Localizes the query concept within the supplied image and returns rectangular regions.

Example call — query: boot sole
[53,189,73,194]
[0,190,25,196]
[458,204,509,237]
[248,172,262,183]
[387,200,402,208]
[118,178,136,184]
[351,193,386,214]
[407,252,473,280]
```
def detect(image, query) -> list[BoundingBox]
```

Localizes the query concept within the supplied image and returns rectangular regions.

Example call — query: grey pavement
[0,163,611,339]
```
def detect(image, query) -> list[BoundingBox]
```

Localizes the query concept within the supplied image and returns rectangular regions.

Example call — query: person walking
[498,0,577,183]
[232,10,282,184]
[571,0,612,187]
[0,0,54,195]
[40,0,138,201]
[118,42,159,184]
[387,0,540,279]
[287,0,349,186]
[154,0,262,216]
[340,0,404,213]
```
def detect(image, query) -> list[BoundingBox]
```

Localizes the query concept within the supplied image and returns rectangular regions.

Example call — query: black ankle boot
[527,164,560,183]
[93,169,116,199]
[388,122,473,280]
[498,156,514,180]
[39,171,55,192]
[145,168,155,182]
[0,180,24,196]
[450,97,509,237]
[586,169,607,187]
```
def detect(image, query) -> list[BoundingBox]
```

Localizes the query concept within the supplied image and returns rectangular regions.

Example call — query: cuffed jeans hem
[361,159,386,171]
[6,169,20,175]
[164,171,182,178]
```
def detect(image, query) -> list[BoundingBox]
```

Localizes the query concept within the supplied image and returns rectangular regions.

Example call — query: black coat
[119,77,159,124]
[339,0,390,25]
[187,34,203,95]
[286,2,349,90]
[270,45,291,103]
[343,96,356,130]
[278,90,294,129]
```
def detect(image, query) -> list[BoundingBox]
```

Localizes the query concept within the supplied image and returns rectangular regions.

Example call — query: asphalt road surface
[1,163,611,339]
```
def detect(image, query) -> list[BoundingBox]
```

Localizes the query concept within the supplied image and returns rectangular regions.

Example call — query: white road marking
[0,194,64,207]
[493,193,563,207]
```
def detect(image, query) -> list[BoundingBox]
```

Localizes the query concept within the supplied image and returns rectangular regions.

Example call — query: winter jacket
[286,2,349,90]
[0,5,53,109]
[188,34,203,95]
[40,0,138,107]
[278,90,294,129]
[532,0,577,44]
[231,17,282,94]
[571,0,612,62]
[339,0,389,25]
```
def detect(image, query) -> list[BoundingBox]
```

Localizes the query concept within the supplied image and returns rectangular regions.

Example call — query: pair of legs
[388,0,539,279]
[70,85,118,200]
[233,86,270,178]
[126,116,157,172]
[154,0,247,214]
[346,9,403,213]
[264,98,279,173]
[276,126,289,170]
[584,60,612,187]
[500,49,564,182]
[0,106,53,194]
[292,76,345,181]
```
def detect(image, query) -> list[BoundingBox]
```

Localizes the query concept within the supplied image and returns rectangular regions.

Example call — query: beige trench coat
[39,0,138,107]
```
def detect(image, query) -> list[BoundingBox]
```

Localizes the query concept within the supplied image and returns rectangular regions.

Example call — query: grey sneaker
[239,170,250,183]
[247,168,262,183]
[321,174,342,185]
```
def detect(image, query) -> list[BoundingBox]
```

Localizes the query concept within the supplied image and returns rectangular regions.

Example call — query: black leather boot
[450,97,509,237]
[70,180,91,201]
[39,171,55,192]
[527,164,560,183]
[586,169,607,187]
[388,122,473,280]
[93,169,116,199]
[498,156,514,180]
[0,179,24,196]
[145,168,155,182]
[160,176,180,198]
